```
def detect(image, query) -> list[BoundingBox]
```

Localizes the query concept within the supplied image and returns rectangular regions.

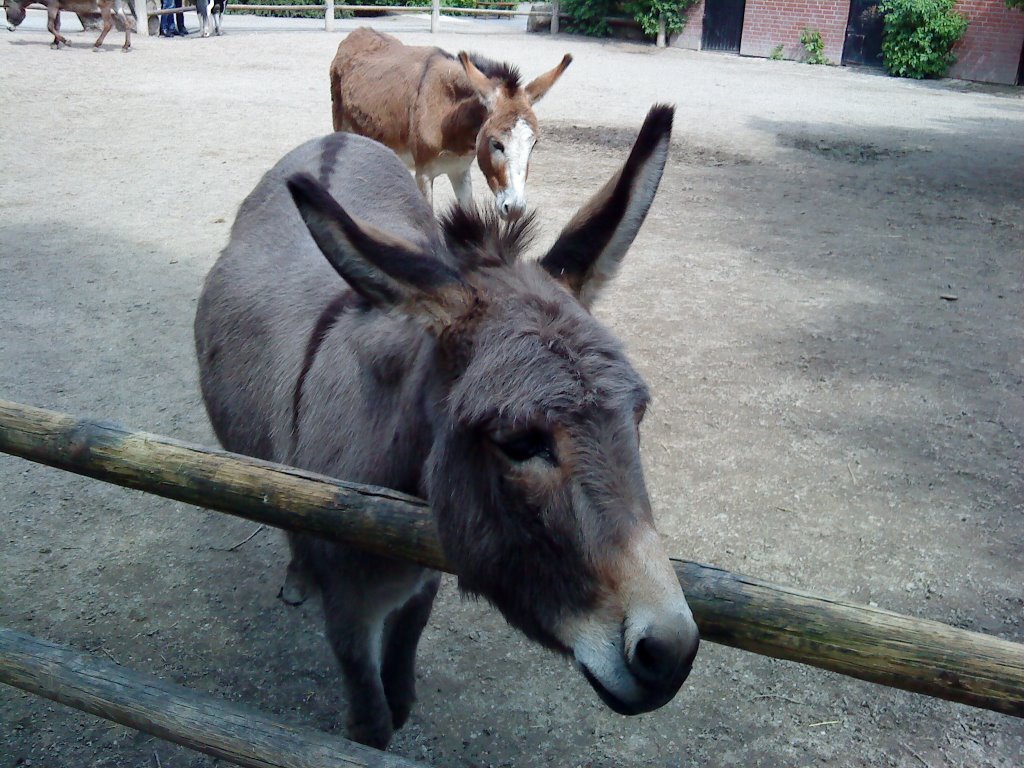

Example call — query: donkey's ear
[458,52,498,109]
[524,54,572,104]
[287,173,468,327]
[539,104,673,309]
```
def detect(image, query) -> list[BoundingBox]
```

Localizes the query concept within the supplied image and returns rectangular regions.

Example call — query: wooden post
[550,0,559,34]
[656,14,665,47]
[135,0,149,36]
[431,0,440,32]
[0,398,1022,719]
[0,627,427,768]
[325,0,334,31]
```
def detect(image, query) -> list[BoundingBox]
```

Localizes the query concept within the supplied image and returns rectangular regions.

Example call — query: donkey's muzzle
[580,619,700,716]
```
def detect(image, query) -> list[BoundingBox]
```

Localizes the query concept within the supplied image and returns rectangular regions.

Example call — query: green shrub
[622,0,699,37]
[229,0,474,20]
[230,0,322,19]
[799,27,829,65]
[768,43,785,60]
[880,0,968,79]
[562,0,616,37]
[563,0,697,39]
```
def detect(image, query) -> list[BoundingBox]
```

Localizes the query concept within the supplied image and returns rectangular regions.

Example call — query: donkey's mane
[440,205,538,270]
[466,53,522,93]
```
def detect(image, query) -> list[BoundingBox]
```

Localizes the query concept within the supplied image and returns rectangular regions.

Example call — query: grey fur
[195,108,699,750]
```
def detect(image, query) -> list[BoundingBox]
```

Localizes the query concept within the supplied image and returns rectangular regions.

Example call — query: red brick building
[672,0,1024,85]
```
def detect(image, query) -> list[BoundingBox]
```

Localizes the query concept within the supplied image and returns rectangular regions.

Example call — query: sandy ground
[1,10,1023,768]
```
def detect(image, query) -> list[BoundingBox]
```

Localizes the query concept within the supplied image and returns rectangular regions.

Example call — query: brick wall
[739,0,852,61]
[949,0,1024,84]
[674,0,706,50]
[668,0,1023,85]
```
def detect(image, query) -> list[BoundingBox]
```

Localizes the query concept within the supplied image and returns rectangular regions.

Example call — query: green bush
[229,0,474,20]
[230,0,322,19]
[622,0,698,37]
[563,0,697,39]
[880,0,968,79]
[799,27,829,64]
[562,0,616,37]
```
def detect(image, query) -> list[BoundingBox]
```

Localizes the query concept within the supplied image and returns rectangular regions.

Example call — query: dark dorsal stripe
[318,132,349,189]
[290,292,365,456]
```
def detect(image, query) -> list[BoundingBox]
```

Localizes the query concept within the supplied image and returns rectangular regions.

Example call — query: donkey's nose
[628,623,700,690]
[499,199,525,221]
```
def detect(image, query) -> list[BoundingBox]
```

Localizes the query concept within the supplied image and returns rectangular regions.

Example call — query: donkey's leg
[381,573,440,730]
[93,2,114,49]
[278,533,315,606]
[415,171,434,209]
[116,0,131,50]
[321,582,393,749]
[448,169,473,210]
[49,8,68,48]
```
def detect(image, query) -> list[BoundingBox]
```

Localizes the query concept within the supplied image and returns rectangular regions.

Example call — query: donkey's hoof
[277,581,308,606]
[389,698,415,730]
[277,586,307,606]
[347,719,393,751]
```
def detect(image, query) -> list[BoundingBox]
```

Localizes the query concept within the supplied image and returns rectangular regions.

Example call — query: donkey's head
[458,51,572,222]
[287,105,698,716]
[5,0,28,28]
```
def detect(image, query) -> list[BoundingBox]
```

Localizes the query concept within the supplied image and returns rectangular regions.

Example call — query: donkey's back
[195,132,442,466]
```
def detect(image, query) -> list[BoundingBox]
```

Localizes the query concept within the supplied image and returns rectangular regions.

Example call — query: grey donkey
[194,104,700,750]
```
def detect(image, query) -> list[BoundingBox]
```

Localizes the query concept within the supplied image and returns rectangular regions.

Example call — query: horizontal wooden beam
[0,626,426,768]
[0,398,1021,718]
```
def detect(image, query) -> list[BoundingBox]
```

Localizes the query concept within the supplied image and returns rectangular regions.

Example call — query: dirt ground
[1,11,1022,768]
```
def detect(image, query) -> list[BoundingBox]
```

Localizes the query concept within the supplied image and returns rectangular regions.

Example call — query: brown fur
[195,107,697,750]
[329,27,571,217]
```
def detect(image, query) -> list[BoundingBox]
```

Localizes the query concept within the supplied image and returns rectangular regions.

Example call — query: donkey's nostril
[631,635,675,686]
[629,630,700,689]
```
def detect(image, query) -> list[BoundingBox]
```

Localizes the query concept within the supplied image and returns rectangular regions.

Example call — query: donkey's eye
[493,430,555,465]
[490,139,505,153]
[634,402,647,424]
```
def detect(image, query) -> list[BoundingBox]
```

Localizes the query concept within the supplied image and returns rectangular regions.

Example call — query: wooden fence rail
[0,627,426,768]
[0,398,1021,718]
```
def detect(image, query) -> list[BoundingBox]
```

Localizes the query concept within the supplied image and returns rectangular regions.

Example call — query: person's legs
[160,0,177,35]
[175,0,188,34]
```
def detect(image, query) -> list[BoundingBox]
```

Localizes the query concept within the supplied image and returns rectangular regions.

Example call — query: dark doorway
[702,0,745,53]
[1016,39,1023,86]
[842,0,885,67]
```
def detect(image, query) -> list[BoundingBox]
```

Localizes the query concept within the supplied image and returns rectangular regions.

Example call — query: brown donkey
[330,27,571,220]
[195,105,699,749]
